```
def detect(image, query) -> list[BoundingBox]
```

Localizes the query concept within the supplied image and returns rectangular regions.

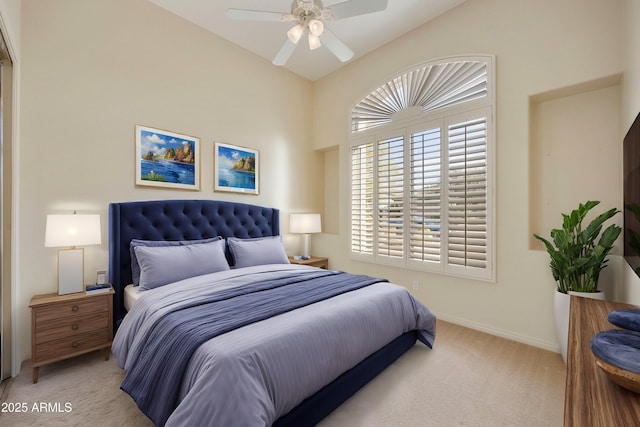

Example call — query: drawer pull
[71,323,79,331]
[71,305,79,312]
[71,341,79,349]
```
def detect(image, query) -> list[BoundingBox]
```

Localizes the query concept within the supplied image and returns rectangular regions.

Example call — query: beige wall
[529,80,622,252]
[623,0,640,126]
[312,0,626,350]
[15,0,320,363]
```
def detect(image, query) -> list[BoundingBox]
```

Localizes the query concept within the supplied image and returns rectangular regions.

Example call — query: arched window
[350,55,495,281]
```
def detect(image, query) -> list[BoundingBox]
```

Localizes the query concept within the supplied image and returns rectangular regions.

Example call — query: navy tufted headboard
[108,199,280,327]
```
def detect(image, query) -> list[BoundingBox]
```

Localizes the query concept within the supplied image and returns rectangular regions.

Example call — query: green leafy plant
[534,201,621,294]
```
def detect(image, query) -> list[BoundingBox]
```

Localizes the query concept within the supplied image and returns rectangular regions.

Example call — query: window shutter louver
[410,128,441,263]
[447,118,488,270]
[351,143,374,254]
[377,136,404,259]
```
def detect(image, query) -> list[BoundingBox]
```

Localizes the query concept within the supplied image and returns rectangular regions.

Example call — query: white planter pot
[554,289,605,364]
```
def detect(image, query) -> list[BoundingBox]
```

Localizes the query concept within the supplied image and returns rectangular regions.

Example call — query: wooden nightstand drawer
[34,329,110,362]
[35,297,107,323]
[30,290,114,383]
[35,312,109,344]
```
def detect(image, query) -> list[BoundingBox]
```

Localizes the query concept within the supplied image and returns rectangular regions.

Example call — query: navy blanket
[120,269,386,426]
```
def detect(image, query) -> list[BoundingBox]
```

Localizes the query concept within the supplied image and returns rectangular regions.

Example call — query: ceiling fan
[226,0,389,66]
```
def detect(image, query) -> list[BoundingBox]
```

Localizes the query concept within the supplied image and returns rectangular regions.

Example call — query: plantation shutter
[351,143,374,254]
[377,135,405,259]
[351,60,488,133]
[349,56,494,281]
[447,117,488,270]
[409,128,442,263]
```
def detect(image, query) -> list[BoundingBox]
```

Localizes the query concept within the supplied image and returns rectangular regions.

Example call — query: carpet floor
[0,320,565,426]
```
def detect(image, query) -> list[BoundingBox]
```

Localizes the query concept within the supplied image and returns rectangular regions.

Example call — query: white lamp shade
[308,19,324,37]
[308,34,322,50]
[45,214,101,247]
[290,213,322,234]
[287,24,304,44]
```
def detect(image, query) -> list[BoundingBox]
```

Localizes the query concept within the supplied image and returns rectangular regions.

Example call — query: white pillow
[227,236,290,268]
[135,239,229,290]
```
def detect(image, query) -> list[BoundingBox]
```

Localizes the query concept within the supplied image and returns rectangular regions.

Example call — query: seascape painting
[135,125,200,191]
[214,142,259,195]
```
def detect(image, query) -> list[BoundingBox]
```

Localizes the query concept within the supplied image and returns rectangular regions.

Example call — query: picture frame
[214,142,259,195]
[135,125,200,191]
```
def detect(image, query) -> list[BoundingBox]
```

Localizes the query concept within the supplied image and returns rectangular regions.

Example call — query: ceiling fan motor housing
[292,0,333,22]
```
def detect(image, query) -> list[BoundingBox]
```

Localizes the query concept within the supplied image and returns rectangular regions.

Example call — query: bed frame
[108,199,417,426]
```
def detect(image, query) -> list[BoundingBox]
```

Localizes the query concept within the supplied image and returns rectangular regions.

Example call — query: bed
[109,199,436,426]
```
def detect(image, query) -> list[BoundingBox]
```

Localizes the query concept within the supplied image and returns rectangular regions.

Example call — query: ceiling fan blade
[226,9,287,22]
[321,29,354,62]
[272,39,297,66]
[328,0,388,20]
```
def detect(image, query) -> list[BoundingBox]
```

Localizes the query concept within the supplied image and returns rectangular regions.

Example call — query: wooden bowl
[594,354,640,394]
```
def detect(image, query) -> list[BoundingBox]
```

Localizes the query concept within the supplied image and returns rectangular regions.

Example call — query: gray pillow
[227,236,290,268]
[130,237,222,285]
[135,239,229,290]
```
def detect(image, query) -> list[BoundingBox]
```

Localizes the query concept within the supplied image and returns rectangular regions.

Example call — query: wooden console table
[565,296,640,426]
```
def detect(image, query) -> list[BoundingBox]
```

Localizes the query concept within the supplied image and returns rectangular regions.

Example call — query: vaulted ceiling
[148,0,467,81]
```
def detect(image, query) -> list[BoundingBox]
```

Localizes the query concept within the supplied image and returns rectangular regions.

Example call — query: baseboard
[435,312,559,353]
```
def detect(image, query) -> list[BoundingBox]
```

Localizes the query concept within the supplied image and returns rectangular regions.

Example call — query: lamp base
[301,234,312,258]
[58,248,84,295]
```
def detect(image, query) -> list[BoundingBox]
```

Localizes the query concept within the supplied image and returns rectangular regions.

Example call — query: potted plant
[533,200,621,362]
[534,201,621,293]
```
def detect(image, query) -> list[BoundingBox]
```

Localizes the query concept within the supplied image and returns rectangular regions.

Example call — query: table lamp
[289,213,321,258]
[45,213,101,295]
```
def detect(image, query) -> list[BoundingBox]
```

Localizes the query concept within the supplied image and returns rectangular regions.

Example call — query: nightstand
[29,288,114,383]
[288,256,329,269]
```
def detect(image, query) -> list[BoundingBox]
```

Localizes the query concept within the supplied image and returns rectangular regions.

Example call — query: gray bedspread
[112,264,436,427]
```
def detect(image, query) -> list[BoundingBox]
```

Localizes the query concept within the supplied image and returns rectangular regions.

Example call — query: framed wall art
[214,142,259,195]
[135,125,200,191]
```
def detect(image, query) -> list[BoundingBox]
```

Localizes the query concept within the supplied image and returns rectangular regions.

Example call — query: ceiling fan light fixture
[227,0,390,67]
[308,33,322,50]
[287,24,304,44]
[308,19,324,37]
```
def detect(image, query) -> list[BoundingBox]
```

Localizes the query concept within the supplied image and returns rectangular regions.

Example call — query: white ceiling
[148,0,467,81]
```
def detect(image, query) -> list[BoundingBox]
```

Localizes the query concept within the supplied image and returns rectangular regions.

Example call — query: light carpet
[0,320,565,426]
